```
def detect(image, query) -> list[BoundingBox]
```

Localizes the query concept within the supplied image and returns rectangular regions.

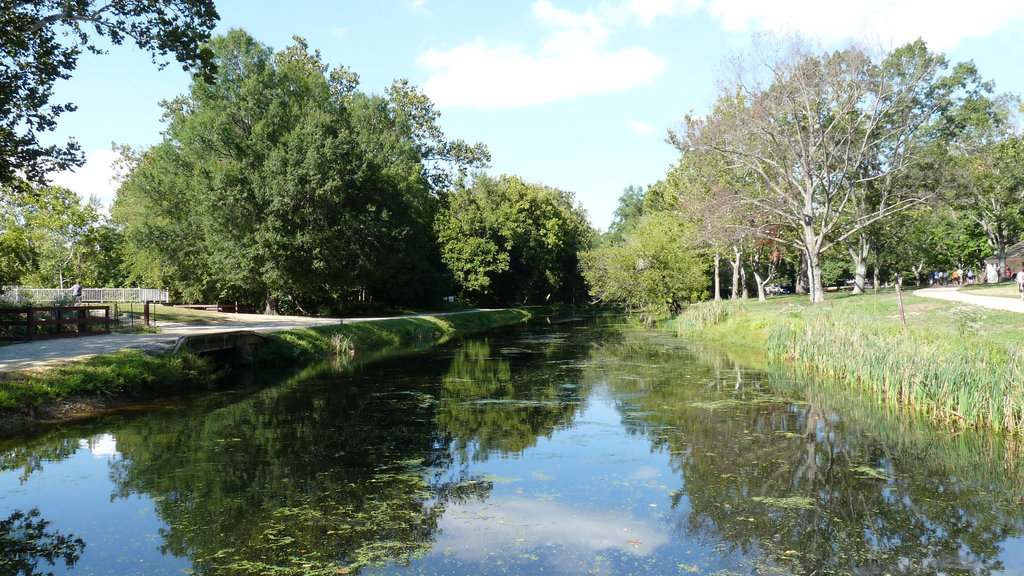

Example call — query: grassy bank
[0,350,221,420]
[676,289,1024,434]
[255,309,532,366]
[0,309,532,427]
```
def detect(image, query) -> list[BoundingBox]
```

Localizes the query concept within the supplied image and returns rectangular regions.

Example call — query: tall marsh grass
[770,319,1024,433]
[676,294,1024,435]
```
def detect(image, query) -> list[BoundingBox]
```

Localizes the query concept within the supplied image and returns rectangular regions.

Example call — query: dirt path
[912,286,1024,313]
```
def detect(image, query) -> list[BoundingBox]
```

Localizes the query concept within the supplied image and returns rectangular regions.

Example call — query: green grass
[958,281,1022,299]
[255,309,532,366]
[0,309,532,424]
[676,289,1024,434]
[0,350,221,414]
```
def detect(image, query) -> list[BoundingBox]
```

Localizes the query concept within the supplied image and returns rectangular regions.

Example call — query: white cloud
[696,0,1024,51]
[625,120,658,134]
[419,1,665,109]
[81,434,120,458]
[48,149,123,208]
[626,0,688,26]
[436,497,671,569]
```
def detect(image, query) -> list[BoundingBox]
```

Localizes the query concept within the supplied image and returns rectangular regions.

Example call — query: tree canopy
[436,174,593,306]
[672,36,980,303]
[114,30,487,313]
[0,0,218,190]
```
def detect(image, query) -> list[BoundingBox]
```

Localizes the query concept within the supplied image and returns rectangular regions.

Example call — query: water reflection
[438,338,587,462]
[0,318,1022,575]
[590,329,1024,575]
[0,508,85,576]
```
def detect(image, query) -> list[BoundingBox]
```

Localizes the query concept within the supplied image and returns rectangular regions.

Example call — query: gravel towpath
[913,286,1024,313]
[0,313,345,375]
[0,309,494,376]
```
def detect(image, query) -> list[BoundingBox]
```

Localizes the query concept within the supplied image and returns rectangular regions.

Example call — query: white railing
[1,286,170,303]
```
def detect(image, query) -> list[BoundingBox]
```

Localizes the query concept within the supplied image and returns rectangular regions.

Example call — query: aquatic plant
[675,292,1024,435]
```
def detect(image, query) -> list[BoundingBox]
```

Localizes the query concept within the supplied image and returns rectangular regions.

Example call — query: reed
[676,291,1024,435]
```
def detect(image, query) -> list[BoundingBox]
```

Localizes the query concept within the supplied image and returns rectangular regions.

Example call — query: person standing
[1017,267,1024,300]
[70,281,83,305]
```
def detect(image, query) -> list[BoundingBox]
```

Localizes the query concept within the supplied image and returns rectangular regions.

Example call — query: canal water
[2,316,1023,575]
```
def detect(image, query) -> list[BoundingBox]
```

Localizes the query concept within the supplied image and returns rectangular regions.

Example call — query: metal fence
[0,286,170,303]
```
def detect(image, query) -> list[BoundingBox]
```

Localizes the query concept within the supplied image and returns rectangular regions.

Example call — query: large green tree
[0,184,103,288]
[115,31,484,313]
[580,210,708,317]
[0,0,218,190]
[943,96,1024,271]
[436,174,592,306]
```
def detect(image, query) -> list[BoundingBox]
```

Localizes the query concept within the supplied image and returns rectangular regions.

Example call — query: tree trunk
[753,269,767,301]
[713,252,722,301]
[264,289,279,315]
[979,219,1008,273]
[802,226,826,303]
[912,260,925,285]
[740,264,749,299]
[872,249,881,292]
[730,245,742,300]
[806,250,826,303]
[846,235,870,295]
[796,253,808,295]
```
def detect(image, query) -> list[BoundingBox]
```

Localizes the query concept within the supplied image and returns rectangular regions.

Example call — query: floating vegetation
[466,399,574,408]
[750,496,816,510]
[850,465,891,481]
[691,392,799,411]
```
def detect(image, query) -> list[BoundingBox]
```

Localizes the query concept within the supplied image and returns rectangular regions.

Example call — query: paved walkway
[0,313,346,375]
[912,286,1024,313]
[0,309,496,376]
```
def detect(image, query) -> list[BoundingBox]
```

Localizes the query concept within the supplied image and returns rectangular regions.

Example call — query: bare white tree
[672,35,963,303]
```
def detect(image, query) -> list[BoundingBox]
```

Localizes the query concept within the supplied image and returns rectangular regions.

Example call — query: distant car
[766,284,790,295]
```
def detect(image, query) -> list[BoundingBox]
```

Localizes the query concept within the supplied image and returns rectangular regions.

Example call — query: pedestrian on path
[1017,268,1024,300]
[71,281,83,305]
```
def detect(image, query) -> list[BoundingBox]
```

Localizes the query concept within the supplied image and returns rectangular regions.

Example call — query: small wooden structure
[0,306,111,341]
[984,240,1024,275]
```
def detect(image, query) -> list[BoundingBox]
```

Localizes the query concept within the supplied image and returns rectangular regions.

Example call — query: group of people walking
[928,268,975,286]
[927,266,1024,301]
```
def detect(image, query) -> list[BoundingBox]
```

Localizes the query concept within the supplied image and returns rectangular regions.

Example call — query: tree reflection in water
[590,329,1024,575]
[0,508,85,576]
[1,319,1023,575]
[99,328,589,574]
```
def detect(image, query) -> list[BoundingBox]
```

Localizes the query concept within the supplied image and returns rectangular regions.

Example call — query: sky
[44,0,1024,230]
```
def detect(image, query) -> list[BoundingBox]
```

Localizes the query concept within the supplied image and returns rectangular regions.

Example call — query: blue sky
[45,0,1024,230]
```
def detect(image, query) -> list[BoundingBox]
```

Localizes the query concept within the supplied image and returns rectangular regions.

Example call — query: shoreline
[0,309,532,436]
[674,288,1024,436]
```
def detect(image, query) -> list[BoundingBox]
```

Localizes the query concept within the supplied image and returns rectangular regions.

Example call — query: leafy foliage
[114,31,485,312]
[0,0,218,190]
[0,508,85,576]
[437,174,593,306]
[581,211,709,317]
[0,184,112,287]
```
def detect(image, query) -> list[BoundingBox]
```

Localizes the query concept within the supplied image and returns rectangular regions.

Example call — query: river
[1,316,1023,575]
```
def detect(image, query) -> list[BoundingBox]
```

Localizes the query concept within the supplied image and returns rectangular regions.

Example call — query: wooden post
[143,301,150,327]
[896,280,906,328]
[26,306,35,340]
